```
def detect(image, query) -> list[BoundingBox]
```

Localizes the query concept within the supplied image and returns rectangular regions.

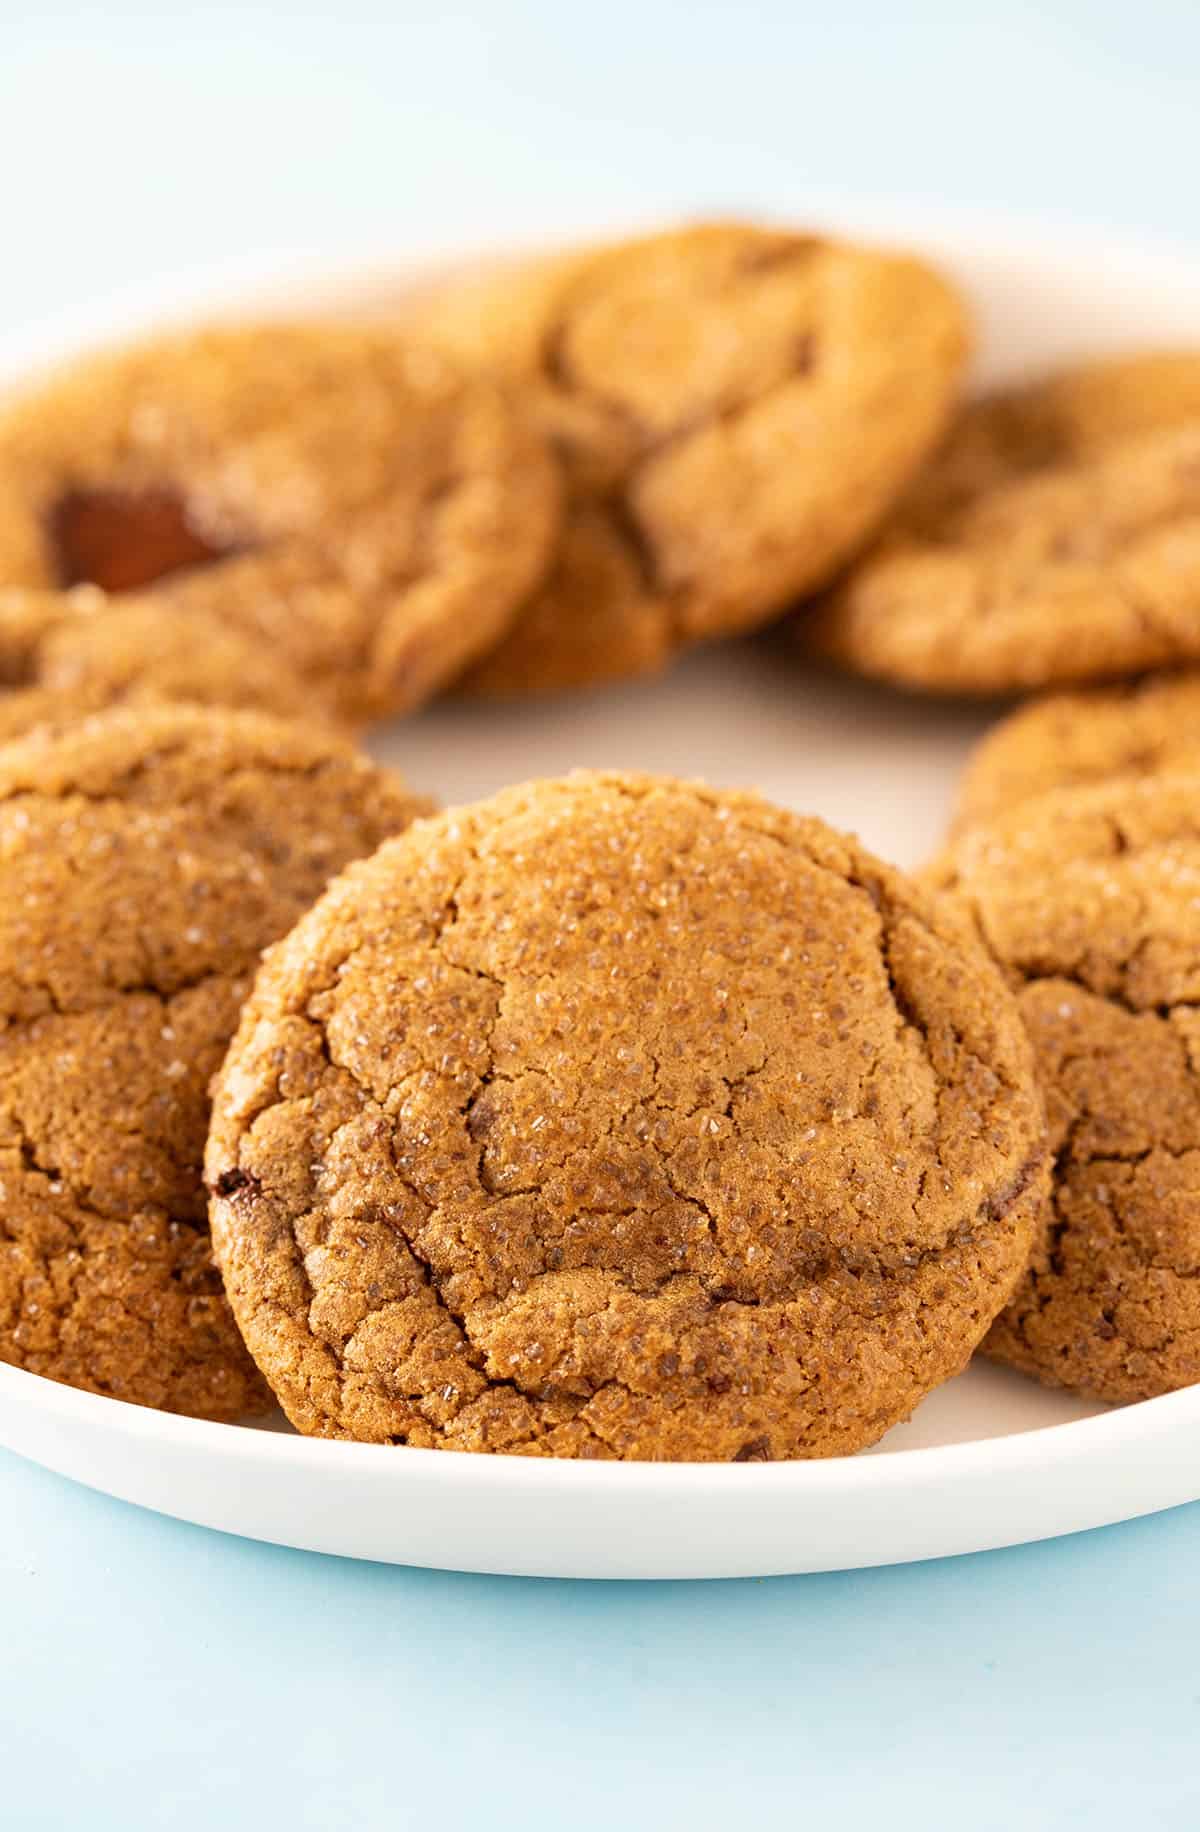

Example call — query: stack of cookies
[1,217,1198,1460]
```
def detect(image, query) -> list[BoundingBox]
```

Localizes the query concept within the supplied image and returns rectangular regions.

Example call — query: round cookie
[0,588,345,744]
[410,223,970,696]
[953,669,1200,831]
[806,350,1200,695]
[936,773,1200,1402]
[0,323,559,722]
[208,772,1045,1460]
[0,705,431,1419]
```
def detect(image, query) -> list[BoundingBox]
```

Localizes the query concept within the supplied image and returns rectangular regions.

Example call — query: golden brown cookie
[806,351,1200,695]
[953,669,1200,830]
[410,224,970,696]
[0,323,559,722]
[207,771,1044,1460]
[936,773,1200,1402]
[0,704,430,1419]
[0,588,345,744]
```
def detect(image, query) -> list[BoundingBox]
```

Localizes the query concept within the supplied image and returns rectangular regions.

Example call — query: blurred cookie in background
[0,323,560,722]
[952,669,1200,831]
[805,351,1200,695]
[0,588,344,742]
[409,221,970,696]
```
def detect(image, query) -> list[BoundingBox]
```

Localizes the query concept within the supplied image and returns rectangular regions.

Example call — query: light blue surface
[5,1455,1200,1830]
[4,4,1200,1826]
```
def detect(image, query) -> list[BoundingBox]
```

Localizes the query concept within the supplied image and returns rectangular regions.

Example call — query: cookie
[0,588,342,744]
[0,323,559,722]
[410,224,969,696]
[935,773,1200,1401]
[806,351,1200,694]
[953,669,1200,830]
[0,704,430,1419]
[207,771,1044,1460]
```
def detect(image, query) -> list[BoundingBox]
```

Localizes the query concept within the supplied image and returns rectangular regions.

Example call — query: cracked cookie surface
[0,704,429,1419]
[410,224,969,696]
[208,771,1043,1459]
[952,669,1200,831]
[935,772,1200,1401]
[0,323,559,722]
[0,588,344,744]
[806,351,1200,694]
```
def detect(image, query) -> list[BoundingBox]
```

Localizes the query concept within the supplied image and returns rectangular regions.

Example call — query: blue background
[4,4,1200,1826]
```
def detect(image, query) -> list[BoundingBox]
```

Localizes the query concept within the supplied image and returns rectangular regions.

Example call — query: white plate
[3,211,1200,1578]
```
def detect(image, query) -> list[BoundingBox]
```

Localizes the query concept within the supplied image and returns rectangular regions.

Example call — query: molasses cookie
[953,669,1200,830]
[0,589,340,744]
[410,224,969,696]
[208,771,1044,1459]
[0,705,430,1419]
[936,773,1200,1401]
[0,323,559,722]
[807,351,1200,695]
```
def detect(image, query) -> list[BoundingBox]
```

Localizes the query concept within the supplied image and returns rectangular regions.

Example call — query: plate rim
[2,1357,1196,1496]
[9,193,1200,380]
